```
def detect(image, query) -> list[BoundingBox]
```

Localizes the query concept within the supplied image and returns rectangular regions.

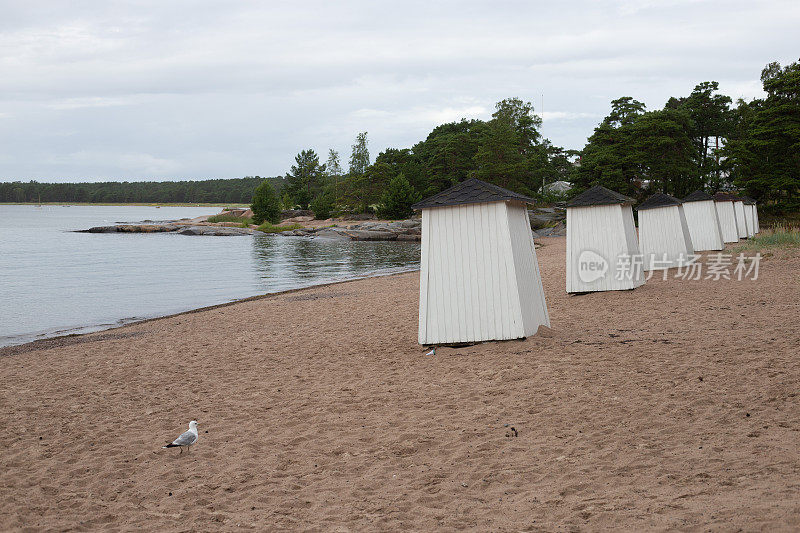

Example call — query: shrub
[377,174,420,220]
[251,180,281,224]
[295,189,311,211]
[310,194,333,219]
[256,222,304,233]
[207,214,253,224]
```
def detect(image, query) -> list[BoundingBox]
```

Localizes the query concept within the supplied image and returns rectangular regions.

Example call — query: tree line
[575,59,799,212]
[0,177,283,204]
[265,97,579,219]
[277,58,798,217]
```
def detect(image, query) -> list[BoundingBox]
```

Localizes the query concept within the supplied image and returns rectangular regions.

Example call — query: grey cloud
[0,0,798,181]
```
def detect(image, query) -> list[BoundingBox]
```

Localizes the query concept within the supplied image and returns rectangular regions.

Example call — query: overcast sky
[0,0,798,182]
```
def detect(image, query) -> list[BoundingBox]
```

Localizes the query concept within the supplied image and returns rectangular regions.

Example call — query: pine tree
[377,174,420,220]
[284,149,325,209]
[349,132,370,176]
[251,180,281,224]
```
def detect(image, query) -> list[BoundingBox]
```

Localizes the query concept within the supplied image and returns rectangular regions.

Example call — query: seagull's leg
[179,446,183,454]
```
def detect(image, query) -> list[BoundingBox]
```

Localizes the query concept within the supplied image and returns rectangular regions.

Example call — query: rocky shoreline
[78,223,264,236]
[279,219,421,241]
[76,206,566,241]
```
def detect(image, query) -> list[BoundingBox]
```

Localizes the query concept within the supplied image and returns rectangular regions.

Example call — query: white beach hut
[733,197,748,239]
[637,193,694,271]
[713,192,740,243]
[753,201,760,233]
[682,190,724,251]
[413,178,550,345]
[741,197,757,237]
[565,185,644,293]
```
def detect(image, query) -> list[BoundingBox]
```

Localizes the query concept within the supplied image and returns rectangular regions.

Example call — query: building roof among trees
[542,180,573,194]
[411,178,533,210]
[636,192,682,211]
[565,185,634,208]
[683,190,714,203]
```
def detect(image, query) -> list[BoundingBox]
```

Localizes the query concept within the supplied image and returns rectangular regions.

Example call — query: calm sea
[0,205,420,347]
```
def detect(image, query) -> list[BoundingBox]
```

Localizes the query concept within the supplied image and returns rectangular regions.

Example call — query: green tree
[372,148,424,196]
[725,59,800,204]
[340,160,389,213]
[666,81,733,190]
[326,149,343,178]
[575,97,647,197]
[629,109,695,197]
[284,149,325,209]
[310,193,333,219]
[545,145,580,185]
[492,97,542,151]
[377,174,420,219]
[326,149,343,202]
[349,132,370,176]
[250,179,281,224]
[412,119,486,195]
[280,192,294,210]
[474,118,529,192]
[0,177,284,204]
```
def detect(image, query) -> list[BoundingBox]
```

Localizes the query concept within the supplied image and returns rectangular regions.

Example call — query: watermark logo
[577,250,608,283]
[576,250,761,283]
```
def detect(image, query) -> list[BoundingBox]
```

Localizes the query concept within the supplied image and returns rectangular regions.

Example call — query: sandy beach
[1,236,799,531]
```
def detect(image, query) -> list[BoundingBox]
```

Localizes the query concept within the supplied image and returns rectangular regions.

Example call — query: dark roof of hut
[636,192,682,211]
[739,196,756,205]
[411,178,533,210]
[565,185,634,208]
[683,190,714,203]
[713,191,739,202]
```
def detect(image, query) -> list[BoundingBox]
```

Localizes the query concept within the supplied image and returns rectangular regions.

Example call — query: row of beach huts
[411,178,760,346]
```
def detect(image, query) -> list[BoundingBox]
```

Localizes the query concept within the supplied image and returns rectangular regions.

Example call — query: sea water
[0,205,420,347]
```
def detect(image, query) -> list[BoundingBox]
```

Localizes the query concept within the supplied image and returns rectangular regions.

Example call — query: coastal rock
[177,226,259,236]
[341,230,398,241]
[549,221,566,236]
[81,224,179,233]
[217,221,253,227]
[80,223,262,236]
[272,218,421,242]
[281,209,314,219]
[531,221,566,239]
[280,229,312,237]
[358,223,391,232]
[219,207,250,218]
[313,229,351,241]
[83,226,120,233]
[282,215,315,224]
[528,207,566,230]
[346,213,378,221]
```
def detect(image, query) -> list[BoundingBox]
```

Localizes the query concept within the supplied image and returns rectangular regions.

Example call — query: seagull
[163,421,199,454]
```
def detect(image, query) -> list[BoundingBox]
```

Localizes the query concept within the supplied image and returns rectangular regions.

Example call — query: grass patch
[207,214,253,224]
[256,222,304,233]
[732,225,800,252]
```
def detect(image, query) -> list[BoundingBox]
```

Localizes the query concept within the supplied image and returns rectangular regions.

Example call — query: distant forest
[2,58,798,213]
[0,177,283,204]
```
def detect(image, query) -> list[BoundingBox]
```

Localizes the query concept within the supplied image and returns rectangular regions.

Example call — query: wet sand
[1,237,799,531]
